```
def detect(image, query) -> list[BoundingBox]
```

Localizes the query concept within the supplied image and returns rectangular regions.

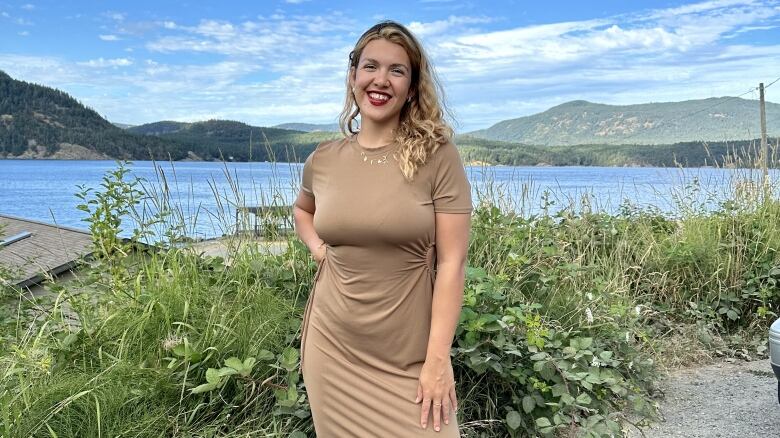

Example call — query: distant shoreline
[1,156,772,170]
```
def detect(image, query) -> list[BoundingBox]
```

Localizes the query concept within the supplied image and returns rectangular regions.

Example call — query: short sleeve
[300,150,315,198]
[432,142,472,213]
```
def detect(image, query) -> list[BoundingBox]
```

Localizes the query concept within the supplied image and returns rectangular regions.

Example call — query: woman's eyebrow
[362,58,409,69]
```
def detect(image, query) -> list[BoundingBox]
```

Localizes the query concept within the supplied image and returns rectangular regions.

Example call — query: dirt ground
[187,237,288,264]
[628,359,779,437]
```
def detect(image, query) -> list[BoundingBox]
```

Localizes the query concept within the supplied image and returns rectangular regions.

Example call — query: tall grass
[1,147,779,437]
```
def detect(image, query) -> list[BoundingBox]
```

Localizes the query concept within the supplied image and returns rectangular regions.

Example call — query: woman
[293,20,472,437]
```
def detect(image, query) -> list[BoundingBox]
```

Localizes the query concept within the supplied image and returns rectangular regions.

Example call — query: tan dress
[299,135,472,437]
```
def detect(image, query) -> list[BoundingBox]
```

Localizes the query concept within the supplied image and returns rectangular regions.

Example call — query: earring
[406,96,413,103]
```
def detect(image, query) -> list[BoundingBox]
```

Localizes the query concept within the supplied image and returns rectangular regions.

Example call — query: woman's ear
[348,66,356,91]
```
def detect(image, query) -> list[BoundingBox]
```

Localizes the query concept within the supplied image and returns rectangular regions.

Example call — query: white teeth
[368,92,389,101]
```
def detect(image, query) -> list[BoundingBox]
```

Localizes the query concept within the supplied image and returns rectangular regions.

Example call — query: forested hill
[127,120,339,161]
[0,70,335,161]
[272,122,339,132]
[469,98,780,146]
[0,70,188,160]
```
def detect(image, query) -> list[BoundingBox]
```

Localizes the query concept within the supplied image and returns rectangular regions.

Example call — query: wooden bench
[235,205,294,238]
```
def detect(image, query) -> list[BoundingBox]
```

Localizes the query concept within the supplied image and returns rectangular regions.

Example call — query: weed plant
[0,151,778,437]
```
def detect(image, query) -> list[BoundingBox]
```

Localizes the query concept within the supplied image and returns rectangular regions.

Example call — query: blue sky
[1,0,778,132]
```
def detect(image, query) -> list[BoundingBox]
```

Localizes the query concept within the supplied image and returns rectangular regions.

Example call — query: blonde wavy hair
[338,21,454,181]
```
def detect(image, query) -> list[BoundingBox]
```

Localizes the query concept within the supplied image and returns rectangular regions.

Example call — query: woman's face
[350,38,413,128]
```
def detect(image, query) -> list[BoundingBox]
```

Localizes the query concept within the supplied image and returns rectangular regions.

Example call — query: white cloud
[99,34,120,41]
[104,11,126,22]
[643,0,760,20]
[78,57,133,68]
[20,4,34,10]
[146,13,354,57]
[18,31,29,36]
[407,15,493,37]
[0,54,85,84]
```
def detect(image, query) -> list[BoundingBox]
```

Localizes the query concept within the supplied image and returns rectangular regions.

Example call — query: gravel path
[629,359,780,437]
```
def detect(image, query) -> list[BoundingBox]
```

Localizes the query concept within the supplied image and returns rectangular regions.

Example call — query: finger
[420,398,431,429]
[449,385,458,412]
[415,383,422,404]
[442,397,451,425]
[432,399,442,432]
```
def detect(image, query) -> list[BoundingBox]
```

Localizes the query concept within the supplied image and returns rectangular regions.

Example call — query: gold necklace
[360,150,396,165]
[354,135,397,165]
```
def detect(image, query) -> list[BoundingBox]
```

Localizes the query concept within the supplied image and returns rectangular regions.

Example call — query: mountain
[128,120,339,161]
[469,98,780,146]
[0,70,336,162]
[273,122,339,132]
[113,122,135,129]
[454,134,772,167]
[126,121,189,135]
[0,70,191,160]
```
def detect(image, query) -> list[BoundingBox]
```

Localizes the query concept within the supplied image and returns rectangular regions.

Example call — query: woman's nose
[373,69,390,87]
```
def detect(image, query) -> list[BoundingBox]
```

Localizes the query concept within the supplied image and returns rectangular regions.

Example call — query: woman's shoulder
[430,139,465,167]
[311,136,350,157]
[414,139,464,182]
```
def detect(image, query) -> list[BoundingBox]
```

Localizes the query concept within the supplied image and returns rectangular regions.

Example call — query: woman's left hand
[415,356,458,431]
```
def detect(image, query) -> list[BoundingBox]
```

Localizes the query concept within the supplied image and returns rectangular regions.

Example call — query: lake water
[1,159,777,240]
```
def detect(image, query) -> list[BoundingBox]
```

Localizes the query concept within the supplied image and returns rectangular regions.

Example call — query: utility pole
[759,82,768,190]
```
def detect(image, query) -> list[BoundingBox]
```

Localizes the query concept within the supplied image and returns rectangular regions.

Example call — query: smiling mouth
[367,91,391,106]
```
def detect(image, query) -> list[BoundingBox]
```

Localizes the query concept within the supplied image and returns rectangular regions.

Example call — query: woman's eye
[363,64,375,70]
[392,68,405,75]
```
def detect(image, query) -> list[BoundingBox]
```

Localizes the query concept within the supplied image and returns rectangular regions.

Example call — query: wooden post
[760,83,768,190]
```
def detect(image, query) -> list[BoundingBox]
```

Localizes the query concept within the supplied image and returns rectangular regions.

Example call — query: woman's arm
[293,192,326,262]
[416,212,471,431]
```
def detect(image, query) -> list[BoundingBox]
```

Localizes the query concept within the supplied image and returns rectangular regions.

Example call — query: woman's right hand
[311,242,327,264]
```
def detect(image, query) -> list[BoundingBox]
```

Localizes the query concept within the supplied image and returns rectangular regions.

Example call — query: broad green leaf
[530,352,548,361]
[522,395,535,413]
[242,357,257,375]
[506,410,523,430]
[225,357,244,371]
[535,417,552,428]
[61,333,79,348]
[189,352,203,363]
[539,362,555,381]
[191,382,218,394]
[217,367,239,378]
[172,344,186,357]
[579,337,593,349]
[205,368,221,385]
[551,383,567,397]
[576,393,592,405]
[281,347,300,371]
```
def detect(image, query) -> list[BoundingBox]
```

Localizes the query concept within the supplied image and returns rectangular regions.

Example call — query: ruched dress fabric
[298,136,472,437]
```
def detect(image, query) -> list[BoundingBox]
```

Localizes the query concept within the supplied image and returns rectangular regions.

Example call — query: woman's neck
[356,118,398,149]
